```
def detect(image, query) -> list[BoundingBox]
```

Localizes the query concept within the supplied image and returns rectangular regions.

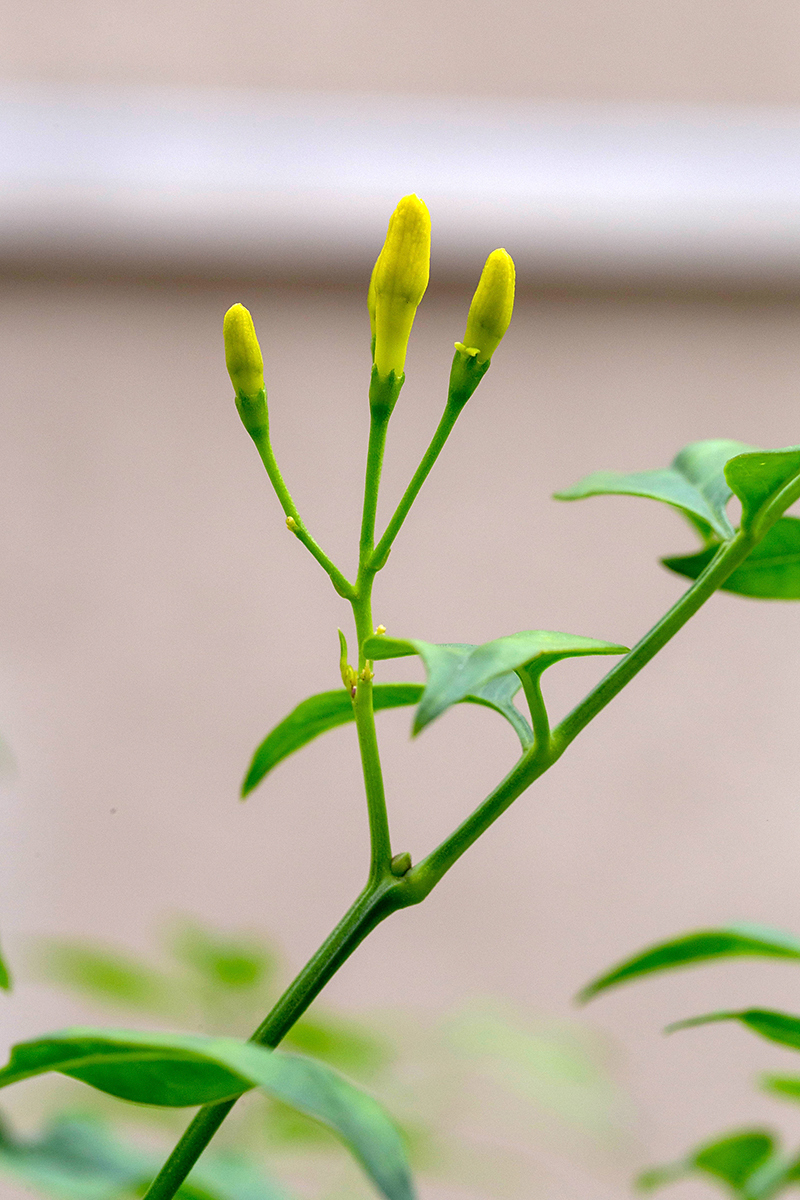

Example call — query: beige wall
[2,276,800,1195]
[2,0,800,104]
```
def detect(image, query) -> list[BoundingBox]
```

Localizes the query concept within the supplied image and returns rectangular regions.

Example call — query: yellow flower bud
[462,249,515,363]
[367,252,381,346]
[223,303,264,398]
[370,195,431,379]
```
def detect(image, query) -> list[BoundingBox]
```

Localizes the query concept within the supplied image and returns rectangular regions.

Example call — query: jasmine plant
[2,193,800,1200]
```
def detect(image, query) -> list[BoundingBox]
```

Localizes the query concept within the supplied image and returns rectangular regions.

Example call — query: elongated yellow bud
[367,253,381,346]
[370,195,431,379]
[462,249,515,363]
[224,304,264,398]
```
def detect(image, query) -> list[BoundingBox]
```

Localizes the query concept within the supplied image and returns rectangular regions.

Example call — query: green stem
[249,427,356,600]
[348,374,404,879]
[352,592,393,881]
[407,746,551,901]
[409,528,757,896]
[370,400,463,570]
[519,672,551,757]
[551,528,755,752]
[142,879,404,1200]
[359,410,391,569]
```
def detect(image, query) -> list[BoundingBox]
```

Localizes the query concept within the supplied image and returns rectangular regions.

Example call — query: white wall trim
[3,84,800,287]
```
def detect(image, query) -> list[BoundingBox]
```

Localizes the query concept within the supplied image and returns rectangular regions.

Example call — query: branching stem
[249,426,356,600]
[146,361,777,1199]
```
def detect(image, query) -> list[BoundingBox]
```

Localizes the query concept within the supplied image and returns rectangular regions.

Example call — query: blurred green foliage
[0,918,637,1199]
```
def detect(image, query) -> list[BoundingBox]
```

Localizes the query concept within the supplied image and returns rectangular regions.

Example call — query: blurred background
[3,2,800,1197]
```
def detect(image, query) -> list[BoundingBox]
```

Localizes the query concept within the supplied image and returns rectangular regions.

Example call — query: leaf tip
[665,1011,733,1036]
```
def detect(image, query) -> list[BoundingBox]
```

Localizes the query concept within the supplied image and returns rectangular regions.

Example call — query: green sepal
[0,1029,414,1200]
[554,439,754,540]
[447,346,491,410]
[242,678,534,796]
[361,631,627,736]
[725,445,800,536]
[234,388,269,439]
[667,1008,800,1052]
[663,517,800,599]
[368,367,404,421]
[578,924,800,1003]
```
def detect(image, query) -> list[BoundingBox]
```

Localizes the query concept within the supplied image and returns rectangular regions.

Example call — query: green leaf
[578,924,800,1003]
[35,939,175,1015]
[663,517,800,599]
[285,1015,390,1077]
[0,938,10,992]
[725,446,800,535]
[636,1161,690,1192]
[0,1111,291,1200]
[667,1008,800,1052]
[693,1133,776,1191]
[0,1029,414,1200]
[243,685,418,796]
[243,678,534,796]
[636,1132,776,1196]
[761,1074,800,1103]
[168,920,276,990]
[362,632,627,736]
[554,440,753,541]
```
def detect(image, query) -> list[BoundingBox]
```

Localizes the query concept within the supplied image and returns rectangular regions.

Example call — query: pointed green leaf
[761,1074,800,1104]
[243,685,420,795]
[555,439,753,540]
[726,446,800,535]
[636,1160,690,1192]
[636,1132,777,1196]
[578,925,800,1003]
[667,1008,800,1052]
[34,940,174,1014]
[243,679,534,796]
[663,517,800,599]
[693,1132,776,1191]
[0,1112,291,1200]
[363,632,627,735]
[0,938,10,992]
[168,920,276,990]
[0,1029,414,1200]
[285,1015,390,1077]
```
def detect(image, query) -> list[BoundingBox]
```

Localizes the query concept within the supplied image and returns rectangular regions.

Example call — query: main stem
[146,376,773,1196]
[353,403,394,880]
[408,527,757,896]
[142,879,405,1199]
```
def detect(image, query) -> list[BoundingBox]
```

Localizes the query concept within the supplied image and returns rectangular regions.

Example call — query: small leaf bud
[224,304,264,398]
[370,195,431,380]
[391,851,412,876]
[285,516,299,532]
[375,625,386,635]
[338,629,358,692]
[462,249,515,364]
